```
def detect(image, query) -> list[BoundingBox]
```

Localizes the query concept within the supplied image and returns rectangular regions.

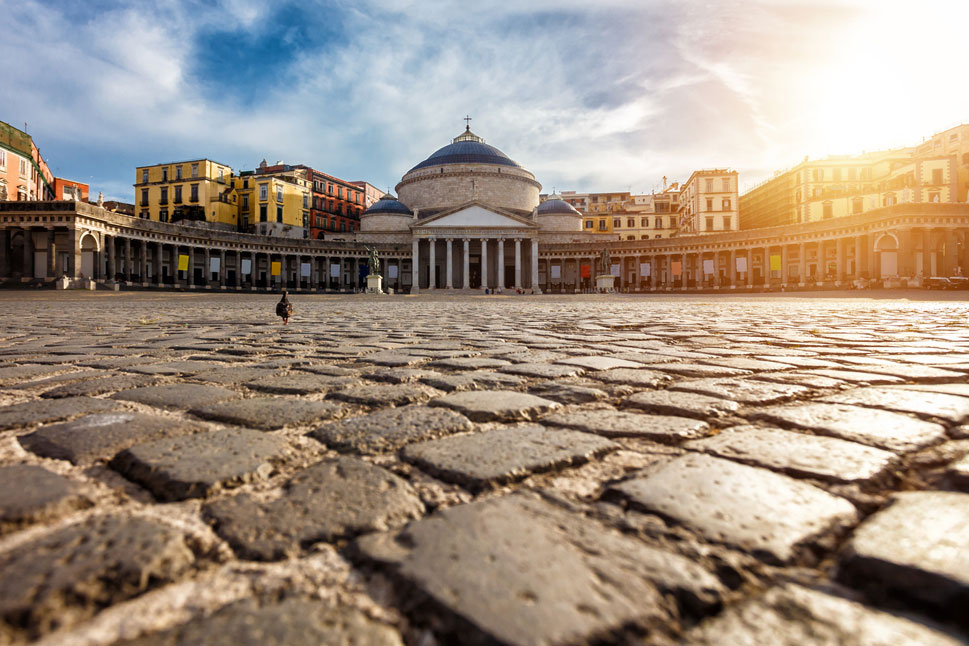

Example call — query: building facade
[234,169,311,238]
[677,169,740,235]
[52,178,89,202]
[0,121,53,202]
[350,181,383,209]
[134,159,236,226]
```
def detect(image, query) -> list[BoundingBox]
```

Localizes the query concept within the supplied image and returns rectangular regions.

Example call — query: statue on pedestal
[598,248,611,275]
[367,246,381,276]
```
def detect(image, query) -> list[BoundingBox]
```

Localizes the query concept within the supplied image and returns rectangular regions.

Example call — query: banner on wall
[550,265,561,279]
[300,263,311,277]
[703,259,715,275]
[640,263,650,277]
[210,257,220,272]
[672,260,682,276]
[177,255,189,271]
[580,264,591,278]
[241,258,251,274]
[330,263,341,277]
[769,255,782,271]
[271,261,281,276]
[610,263,620,277]
[388,265,398,279]
[735,257,747,273]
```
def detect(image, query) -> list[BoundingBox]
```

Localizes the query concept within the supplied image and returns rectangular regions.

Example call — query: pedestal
[367,274,383,294]
[595,274,615,292]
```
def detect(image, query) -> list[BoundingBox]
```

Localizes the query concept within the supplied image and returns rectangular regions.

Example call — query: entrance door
[81,251,94,278]
[880,252,898,278]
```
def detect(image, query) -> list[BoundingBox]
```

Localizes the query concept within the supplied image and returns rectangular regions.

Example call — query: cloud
[1,0,966,202]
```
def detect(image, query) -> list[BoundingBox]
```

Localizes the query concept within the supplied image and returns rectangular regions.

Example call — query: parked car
[925,277,952,289]
[947,276,969,290]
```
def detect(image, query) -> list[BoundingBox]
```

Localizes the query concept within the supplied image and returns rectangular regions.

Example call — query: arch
[874,233,898,251]
[78,231,100,252]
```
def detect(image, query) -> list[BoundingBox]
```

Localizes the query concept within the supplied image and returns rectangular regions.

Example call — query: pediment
[412,202,538,229]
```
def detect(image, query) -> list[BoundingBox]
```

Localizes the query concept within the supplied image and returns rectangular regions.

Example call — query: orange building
[52,177,89,201]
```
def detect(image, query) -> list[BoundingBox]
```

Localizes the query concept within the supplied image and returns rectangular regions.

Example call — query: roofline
[136,158,234,170]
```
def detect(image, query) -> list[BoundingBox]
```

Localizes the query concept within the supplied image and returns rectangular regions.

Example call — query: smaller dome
[363,193,412,216]
[537,197,581,216]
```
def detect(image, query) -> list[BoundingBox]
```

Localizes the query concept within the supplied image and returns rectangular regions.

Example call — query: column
[154,242,162,285]
[445,238,453,289]
[352,257,359,290]
[188,247,196,287]
[139,241,147,283]
[745,248,752,287]
[428,238,436,289]
[856,235,867,279]
[67,229,78,278]
[680,251,687,288]
[531,239,540,293]
[797,243,806,286]
[0,230,8,278]
[107,235,116,282]
[573,258,580,292]
[514,238,522,289]
[480,238,488,290]
[922,229,932,278]
[780,244,789,285]
[46,230,56,278]
[897,228,914,280]
[497,239,505,289]
[728,249,736,288]
[218,249,226,288]
[836,237,846,283]
[411,238,420,293]
[944,228,959,276]
[462,238,470,289]
[203,247,211,288]
[124,237,132,282]
[311,254,318,290]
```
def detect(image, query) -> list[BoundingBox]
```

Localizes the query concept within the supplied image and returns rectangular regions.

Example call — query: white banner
[610,263,620,277]
[703,259,715,275]
[300,262,311,277]
[241,258,252,274]
[640,262,650,277]
[388,265,398,278]
[736,257,747,273]
[210,257,220,272]
[550,265,561,279]
[330,263,341,277]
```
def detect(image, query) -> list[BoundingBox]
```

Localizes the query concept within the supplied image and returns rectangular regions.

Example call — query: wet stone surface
[3,293,969,644]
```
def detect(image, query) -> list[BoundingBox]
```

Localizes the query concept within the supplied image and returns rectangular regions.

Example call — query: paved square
[2,291,969,644]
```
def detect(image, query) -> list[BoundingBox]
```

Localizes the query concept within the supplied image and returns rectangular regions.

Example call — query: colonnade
[410,236,540,292]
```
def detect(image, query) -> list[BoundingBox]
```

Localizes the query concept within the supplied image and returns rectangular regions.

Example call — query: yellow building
[135,159,237,226]
[676,169,740,236]
[234,171,311,238]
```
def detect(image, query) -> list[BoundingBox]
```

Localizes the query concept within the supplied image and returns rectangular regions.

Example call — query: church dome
[407,127,521,172]
[363,193,412,215]
[537,198,581,216]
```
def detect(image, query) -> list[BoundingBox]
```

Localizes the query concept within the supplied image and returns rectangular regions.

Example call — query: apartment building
[134,159,237,226]
[676,169,740,235]
[235,167,311,238]
[53,178,89,201]
[0,121,53,202]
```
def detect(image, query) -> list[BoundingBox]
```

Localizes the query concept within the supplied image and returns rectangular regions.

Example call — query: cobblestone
[4,293,969,644]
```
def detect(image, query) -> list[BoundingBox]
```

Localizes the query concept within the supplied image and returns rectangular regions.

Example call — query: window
[159,187,168,205]
[174,186,182,203]
[613,218,621,228]
[705,178,713,192]
[19,158,28,178]
[722,198,731,210]
[191,163,199,178]
[723,216,731,229]
[190,184,199,202]
[0,149,5,169]
[705,216,714,230]
[641,235,649,240]
[162,167,168,181]
[340,220,346,232]
[641,217,648,227]
[139,210,149,219]
[176,166,182,180]
[218,168,224,181]
[929,191,941,203]
[813,187,822,198]
[243,179,249,189]
[328,184,333,195]
[655,217,663,228]
[626,235,635,240]
[141,168,148,183]
[705,198,713,211]
[584,220,593,229]
[302,194,309,209]
[140,188,149,206]
[259,205,267,222]
[627,218,634,227]
[932,168,944,185]
[598,220,607,231]
[813,169,823,181]
[259,184,268,201]
[159,209,168,222]
[822,202,833,219]
[338,187,343,199]
[276,187,283,202]
[721,177,730,192]
[276,206,283,222]
[852,197,864,214]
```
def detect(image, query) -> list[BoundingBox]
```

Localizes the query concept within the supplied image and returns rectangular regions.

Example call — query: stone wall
[536,214,584,232]
[360,213,413,233]
[397,165,540,215]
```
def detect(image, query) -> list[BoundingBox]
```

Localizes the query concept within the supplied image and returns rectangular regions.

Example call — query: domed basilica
[358,124,595,292]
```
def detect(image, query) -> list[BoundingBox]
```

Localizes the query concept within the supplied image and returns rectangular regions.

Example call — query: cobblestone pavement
[2,291,969,645]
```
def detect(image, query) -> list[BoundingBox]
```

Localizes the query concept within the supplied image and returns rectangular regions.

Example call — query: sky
[2,0,967,202]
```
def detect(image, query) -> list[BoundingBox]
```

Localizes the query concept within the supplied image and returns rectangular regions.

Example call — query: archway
[875,233,898,278]
[79,232,100,279]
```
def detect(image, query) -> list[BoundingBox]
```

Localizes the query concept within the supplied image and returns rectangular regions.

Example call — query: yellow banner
[271,261,281,276]
[177,254,189,271]
[769,255,781,271]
